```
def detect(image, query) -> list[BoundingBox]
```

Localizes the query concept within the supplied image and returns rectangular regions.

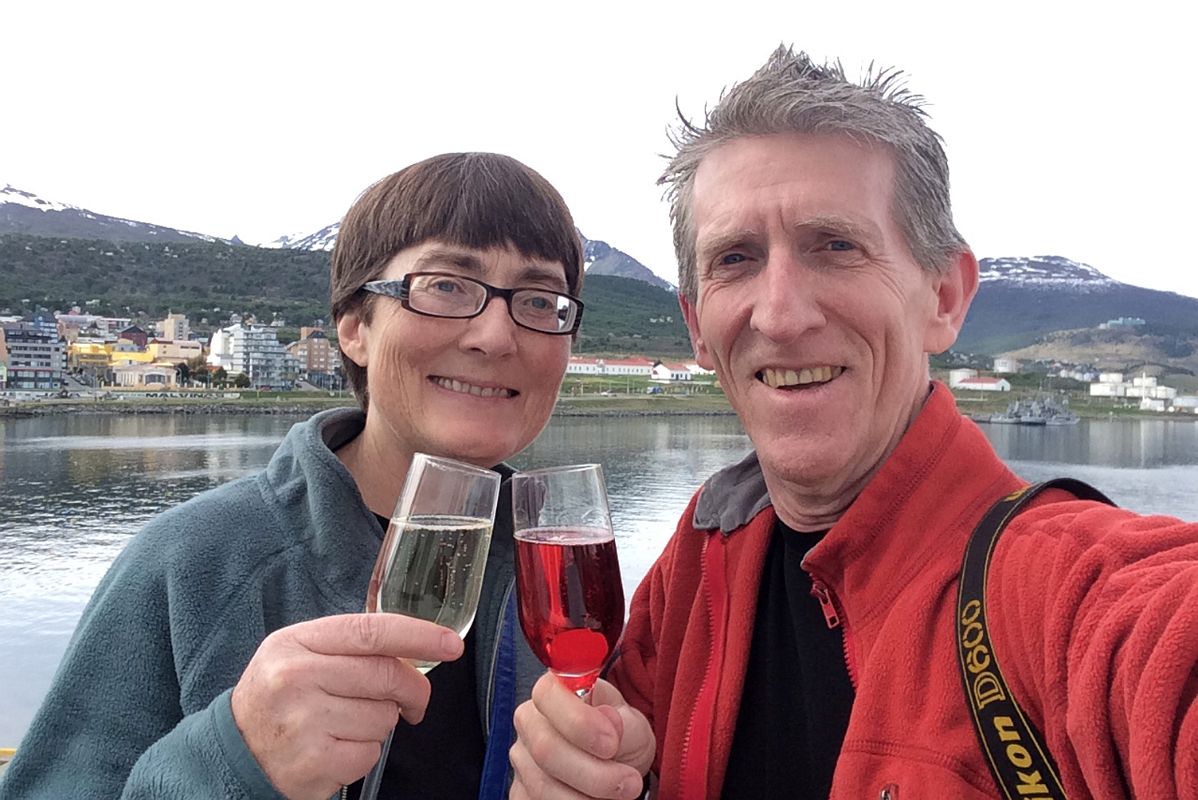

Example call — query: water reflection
[1,410,1195,746]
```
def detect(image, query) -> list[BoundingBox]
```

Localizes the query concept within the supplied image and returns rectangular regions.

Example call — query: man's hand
[230,613,464,800]
[510,674,655,800]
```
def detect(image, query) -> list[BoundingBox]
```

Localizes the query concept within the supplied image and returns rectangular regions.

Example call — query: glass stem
[359,727,394,800]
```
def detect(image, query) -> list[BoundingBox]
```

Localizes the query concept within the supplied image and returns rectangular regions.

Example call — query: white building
[1089,382,1126,398]
[1097,372,1124,385]
[564,356,653,377]
[992,357,1020,374]
[207,323,288,388]
[1090,372,1179,405]
[954,376,1011,392]
[948,368,978,388]
[565,356,603,375]
[651,361,694,382]
[1140,397,1167,412]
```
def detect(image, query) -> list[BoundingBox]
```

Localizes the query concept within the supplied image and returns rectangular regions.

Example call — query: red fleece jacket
[609,383,1198,799]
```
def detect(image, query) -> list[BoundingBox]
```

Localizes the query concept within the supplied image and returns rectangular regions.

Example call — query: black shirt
[721,522,855,799]
[344,513,486,799]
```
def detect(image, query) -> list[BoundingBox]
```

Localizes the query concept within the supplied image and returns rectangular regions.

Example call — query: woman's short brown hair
[330,152,584,408]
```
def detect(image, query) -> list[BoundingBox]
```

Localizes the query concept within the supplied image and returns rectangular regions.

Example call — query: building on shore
[159,313,190,342]
[207,323,289,389]
[112,363,178,389]
[954,376,1012,392]
[651,361,694,383]
[286,327,340,386]
[1090,372,1177,404]
[2,312,64,391]
[992,357,1020,374]
[565,356,654,377]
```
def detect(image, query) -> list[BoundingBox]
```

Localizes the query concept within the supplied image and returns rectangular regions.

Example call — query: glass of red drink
[512,464,625,699]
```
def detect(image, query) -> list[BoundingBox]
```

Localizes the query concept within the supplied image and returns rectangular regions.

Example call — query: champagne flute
[511,464,625,700]
[360,452,501,800]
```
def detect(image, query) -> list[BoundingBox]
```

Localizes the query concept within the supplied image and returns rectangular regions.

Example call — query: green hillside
[0,233,692,355]
[0,233,331,324]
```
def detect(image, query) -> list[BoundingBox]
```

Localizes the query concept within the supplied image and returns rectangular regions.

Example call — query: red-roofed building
[955,376,1011,392]
[565,356,653,377]
[651,361,694,382]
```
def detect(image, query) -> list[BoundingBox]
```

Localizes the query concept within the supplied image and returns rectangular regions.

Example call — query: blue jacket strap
[478,595,518,800]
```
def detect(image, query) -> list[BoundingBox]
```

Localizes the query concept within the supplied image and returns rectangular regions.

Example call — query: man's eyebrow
[696,229,760,261]
[794,215,879,241]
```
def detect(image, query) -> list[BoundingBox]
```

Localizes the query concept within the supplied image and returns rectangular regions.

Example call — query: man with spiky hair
[509,47,1198,799]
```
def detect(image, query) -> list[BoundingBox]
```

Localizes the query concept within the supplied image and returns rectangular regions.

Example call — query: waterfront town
[0,309,719,401]
[1,309,1196,416]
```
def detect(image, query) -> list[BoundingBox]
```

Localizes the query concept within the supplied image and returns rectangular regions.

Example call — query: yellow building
[148,339,203,364]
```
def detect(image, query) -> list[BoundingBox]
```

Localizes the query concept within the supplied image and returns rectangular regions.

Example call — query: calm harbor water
[2,411,1196,746]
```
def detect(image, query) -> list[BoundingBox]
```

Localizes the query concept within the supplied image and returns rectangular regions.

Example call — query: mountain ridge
[4,186,1198,365]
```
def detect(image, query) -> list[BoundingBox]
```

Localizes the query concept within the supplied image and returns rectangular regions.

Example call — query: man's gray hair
[662,45,968,300]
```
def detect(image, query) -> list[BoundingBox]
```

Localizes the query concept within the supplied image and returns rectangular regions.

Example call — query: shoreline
[1,394,1193,422]
[0,395,742,419]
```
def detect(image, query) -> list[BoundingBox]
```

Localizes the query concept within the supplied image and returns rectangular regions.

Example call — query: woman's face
[338,240,572,467]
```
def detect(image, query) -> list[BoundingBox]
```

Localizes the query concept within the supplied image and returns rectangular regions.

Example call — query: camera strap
[957,478,1113,800]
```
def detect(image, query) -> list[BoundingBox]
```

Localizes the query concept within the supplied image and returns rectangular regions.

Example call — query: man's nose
[748,250,828,341]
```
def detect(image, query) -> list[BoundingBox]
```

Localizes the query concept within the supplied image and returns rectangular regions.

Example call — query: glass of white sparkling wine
[360,452,501,800]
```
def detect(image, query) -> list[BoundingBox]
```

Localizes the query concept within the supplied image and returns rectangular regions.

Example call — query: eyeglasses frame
[359,271,584,336]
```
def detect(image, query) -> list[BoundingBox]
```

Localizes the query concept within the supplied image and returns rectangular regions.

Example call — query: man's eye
[826,240,855,252]
[718,252,748,266]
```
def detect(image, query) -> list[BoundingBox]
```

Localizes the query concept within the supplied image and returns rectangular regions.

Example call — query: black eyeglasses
[361,272,584,335]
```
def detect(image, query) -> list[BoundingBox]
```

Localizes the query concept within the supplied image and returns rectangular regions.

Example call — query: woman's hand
[231,613,464,800]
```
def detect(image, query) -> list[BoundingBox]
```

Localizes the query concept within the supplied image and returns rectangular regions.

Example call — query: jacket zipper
[810,579,859,690]
[678,533,723,800]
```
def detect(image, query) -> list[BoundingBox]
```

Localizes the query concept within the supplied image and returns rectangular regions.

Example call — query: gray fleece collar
[693,449,772,533]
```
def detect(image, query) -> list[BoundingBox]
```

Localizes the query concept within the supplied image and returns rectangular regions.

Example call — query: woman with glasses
[2,153,585,800]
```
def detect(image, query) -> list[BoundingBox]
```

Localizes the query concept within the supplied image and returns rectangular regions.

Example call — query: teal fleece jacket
[0,408,543,798]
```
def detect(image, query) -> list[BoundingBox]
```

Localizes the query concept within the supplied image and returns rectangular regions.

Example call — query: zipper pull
[810,580,841,629]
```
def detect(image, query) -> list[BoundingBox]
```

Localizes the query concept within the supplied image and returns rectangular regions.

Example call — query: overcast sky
[5,1,1195,298]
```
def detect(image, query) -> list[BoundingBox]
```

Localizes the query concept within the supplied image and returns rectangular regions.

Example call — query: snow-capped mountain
[0,185,219,244]
[960,255,1198,352]
[259,222,340,252]
[978,255,1119,292]
[259,221,677,291]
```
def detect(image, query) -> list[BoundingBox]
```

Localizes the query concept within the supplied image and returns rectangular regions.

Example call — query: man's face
[681,133,963,500]
[339,240,571,468]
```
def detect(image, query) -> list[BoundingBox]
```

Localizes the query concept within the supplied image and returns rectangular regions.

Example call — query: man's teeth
[760,366,844,388]
[432,377,514,398]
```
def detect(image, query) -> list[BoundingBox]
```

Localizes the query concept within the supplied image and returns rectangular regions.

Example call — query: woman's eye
[522,294,554,312]
[430,279,464,294]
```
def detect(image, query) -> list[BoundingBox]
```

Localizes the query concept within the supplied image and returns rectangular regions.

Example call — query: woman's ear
[336,311,370,368]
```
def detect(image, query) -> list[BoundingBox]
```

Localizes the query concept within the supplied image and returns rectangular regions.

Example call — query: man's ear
[336,311,370,368]
[924,250,979,355]
[678,293,715,370]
